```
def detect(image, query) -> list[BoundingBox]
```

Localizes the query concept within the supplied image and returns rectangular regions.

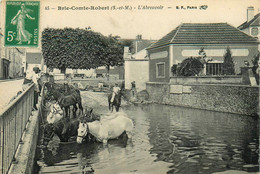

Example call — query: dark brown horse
[108,91,122,112]
[43,108,99,144]
[45,82,83,118]
[44,118,79,142]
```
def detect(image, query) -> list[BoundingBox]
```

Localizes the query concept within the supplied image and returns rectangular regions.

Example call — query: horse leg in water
[78,101,83,115]
[64,107,69,118]
[109,102,112,111]
[111,104,114,112]
[108,97,111,111]
[72,104,78,118]
[115,105,119,112]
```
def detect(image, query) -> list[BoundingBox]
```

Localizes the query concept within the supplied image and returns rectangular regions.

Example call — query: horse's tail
[125,118,134,139]
[77,97,83,114]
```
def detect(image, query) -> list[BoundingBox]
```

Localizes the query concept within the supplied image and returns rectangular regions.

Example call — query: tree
[42,28,104,73]
[223,47,235,75]
[99,35,124,80]
[171,64,178,76]
[121,39,134,53]
[252,52,260,85]
[199,47,206,59]
[176,57,204,76]
[42,28,124,76]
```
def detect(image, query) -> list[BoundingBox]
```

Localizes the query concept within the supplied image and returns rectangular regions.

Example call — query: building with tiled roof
[147,23,259,83]
[123,35,157,90]
[26,52,42,64]
[238,7,259,41]
[26,52,44,73]
[123,35,157,58]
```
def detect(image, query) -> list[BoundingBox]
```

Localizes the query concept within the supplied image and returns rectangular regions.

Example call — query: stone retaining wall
[146,82,259,116]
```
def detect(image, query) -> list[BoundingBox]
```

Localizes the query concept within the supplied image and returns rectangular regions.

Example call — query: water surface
[35,104,259,174]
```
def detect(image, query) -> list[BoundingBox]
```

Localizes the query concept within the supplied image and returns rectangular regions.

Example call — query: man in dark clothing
[131,81,136,97]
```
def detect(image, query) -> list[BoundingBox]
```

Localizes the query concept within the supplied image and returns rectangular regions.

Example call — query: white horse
[46,102,64,124]
[77,111,134,144]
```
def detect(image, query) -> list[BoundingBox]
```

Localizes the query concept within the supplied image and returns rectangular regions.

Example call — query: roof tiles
[26,53,42,64]
[238,13,260,30]
[148,23,258,49]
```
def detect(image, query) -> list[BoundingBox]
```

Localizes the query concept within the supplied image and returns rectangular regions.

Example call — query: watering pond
[34,97,259,174]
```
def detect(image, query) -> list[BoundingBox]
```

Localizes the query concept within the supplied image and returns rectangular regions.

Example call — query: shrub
[176,57,204,76]
[223,47,235,75]
[171,64,178,76]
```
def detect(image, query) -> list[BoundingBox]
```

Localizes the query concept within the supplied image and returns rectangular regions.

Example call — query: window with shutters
[156,62,165,78]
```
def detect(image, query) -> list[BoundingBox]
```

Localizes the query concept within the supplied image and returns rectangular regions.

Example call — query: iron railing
[0,84,34,174]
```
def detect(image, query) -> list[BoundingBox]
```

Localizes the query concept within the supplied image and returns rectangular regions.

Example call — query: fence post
[0,116,4,174]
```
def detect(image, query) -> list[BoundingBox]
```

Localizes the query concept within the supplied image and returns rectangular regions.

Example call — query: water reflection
[141,104,259,174]
[36,104,259,174]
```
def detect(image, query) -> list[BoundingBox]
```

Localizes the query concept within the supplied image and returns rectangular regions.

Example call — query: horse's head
[85,107,93,119]
[43,124,55,145]
[64,83,70,93]
[47,103,63,124]
[51,102,63,114]
[114,93,122,111]
[45,82,52,90]
[77,108,95,144]
[77,122,88,144]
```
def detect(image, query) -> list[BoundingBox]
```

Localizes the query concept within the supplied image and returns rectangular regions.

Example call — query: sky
[39,0,260,40]
[1,0,260,40]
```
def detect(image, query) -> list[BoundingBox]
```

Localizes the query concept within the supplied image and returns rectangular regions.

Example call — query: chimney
[247,7,254,22]
[136,34,142,40]
[123,46,130,59]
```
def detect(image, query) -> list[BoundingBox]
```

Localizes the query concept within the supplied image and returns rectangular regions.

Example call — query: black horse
[45,82,83,118]
[44,118,79,143]
[43,108,99,144]
[108,91,122,112]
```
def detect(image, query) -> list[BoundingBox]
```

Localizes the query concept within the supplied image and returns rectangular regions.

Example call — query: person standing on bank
[22,67,40,110]
[131,81,136,97]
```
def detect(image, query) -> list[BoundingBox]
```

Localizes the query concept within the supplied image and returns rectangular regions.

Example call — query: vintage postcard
[0,0,259,174]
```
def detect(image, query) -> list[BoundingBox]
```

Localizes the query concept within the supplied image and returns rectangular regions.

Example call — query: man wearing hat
[131,81,136,97]
[23,66,40,110]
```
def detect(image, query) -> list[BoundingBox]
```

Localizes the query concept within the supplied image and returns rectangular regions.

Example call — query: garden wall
[170,75,243,85]
[146,82,259,116]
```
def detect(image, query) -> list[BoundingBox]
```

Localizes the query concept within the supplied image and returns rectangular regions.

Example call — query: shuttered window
[156,62,165,78]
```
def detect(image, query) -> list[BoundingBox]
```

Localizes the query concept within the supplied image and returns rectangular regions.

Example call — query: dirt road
[0,79,24,112]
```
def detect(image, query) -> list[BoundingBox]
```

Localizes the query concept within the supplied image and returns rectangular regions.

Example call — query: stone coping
[170,75,242,78]
[146,81,259,88]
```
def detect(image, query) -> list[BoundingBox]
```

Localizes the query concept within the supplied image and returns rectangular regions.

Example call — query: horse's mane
[100,112,127,123]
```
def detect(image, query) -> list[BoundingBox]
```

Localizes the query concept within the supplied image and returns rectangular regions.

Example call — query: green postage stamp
[5,1,40,47]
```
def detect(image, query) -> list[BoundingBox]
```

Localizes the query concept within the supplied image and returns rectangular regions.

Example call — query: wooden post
[0,116,4,174]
